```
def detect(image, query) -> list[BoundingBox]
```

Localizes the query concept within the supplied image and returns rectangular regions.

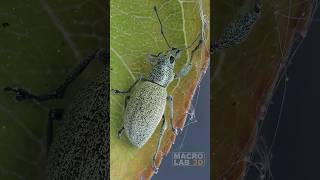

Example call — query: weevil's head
[166,47,181,65]
[148,47,181,87]
[156,47,181,68]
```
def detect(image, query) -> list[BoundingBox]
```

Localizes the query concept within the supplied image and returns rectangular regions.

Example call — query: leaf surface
[110,0,210,179]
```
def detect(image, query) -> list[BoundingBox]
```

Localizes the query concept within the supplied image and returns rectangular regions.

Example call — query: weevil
[213,0,262,51]
[111,6,203,174]
[4,49,109,179]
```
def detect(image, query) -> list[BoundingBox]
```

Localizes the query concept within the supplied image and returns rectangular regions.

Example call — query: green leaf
[0,1,105,179]
[110,0,209,179]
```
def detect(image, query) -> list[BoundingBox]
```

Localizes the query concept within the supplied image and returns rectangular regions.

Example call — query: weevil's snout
[170,47,181,60]
[165,47,181,67]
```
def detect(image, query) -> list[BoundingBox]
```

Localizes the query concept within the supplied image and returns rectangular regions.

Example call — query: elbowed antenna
[154,6,171,48]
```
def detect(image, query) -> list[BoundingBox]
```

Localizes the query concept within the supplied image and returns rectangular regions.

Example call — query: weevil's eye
[170,56,175,63]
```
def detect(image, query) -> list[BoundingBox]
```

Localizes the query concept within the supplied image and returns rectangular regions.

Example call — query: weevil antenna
[154,6,171,48]
[180,32,202,51]
[189,37,203,63]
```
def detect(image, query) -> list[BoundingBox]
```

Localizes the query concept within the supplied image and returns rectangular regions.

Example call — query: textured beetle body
[114,48,179,148]
[213,1,262,50]
[124,81,167,148]
[48,69,109,179]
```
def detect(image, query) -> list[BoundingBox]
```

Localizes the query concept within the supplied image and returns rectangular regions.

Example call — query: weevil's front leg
[175,39,203,79]
[147,53,161,65]
[111,76,142,95]
[152,115,167,174]
[4,49,104,102]
[167,95,178,135]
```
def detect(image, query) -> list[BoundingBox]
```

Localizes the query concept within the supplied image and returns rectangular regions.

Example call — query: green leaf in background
[110,0,209,179]
[0,0,106,179]
[212,0,316,179]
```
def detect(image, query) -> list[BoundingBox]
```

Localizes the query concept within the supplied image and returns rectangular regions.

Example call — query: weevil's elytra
[124,81,167,148]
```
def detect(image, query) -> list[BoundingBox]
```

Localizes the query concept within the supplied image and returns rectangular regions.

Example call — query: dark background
[246,7,320,180]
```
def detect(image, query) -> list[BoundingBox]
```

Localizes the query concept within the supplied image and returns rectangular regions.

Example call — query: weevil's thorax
[148,48,180,87]
[148,63,174,87]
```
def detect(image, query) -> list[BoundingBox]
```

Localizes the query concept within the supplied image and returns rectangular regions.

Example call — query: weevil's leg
[152,115,167,174]
[117,126,125,138]
[147,53,161,65]
[4,49,102,102]
[124,96,130,108]
[111,76,142,95]
[117,96,130,139]
[175,38,203,79]
[167,95,178,135]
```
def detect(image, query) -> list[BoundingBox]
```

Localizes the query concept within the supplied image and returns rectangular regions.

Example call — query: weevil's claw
[153,167,159,174]
[111,89,119,94]
[152,155,159,174]
[172,127,179,135]
[111,89,126,94]
[117,127,124,139]
[152,164,159,174]
[4,87,33,101]
[117,132,122,139]
[171,138,176,145]
[112,88,129,95]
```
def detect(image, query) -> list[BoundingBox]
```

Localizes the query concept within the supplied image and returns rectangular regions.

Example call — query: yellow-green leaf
[110,0,210,179]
